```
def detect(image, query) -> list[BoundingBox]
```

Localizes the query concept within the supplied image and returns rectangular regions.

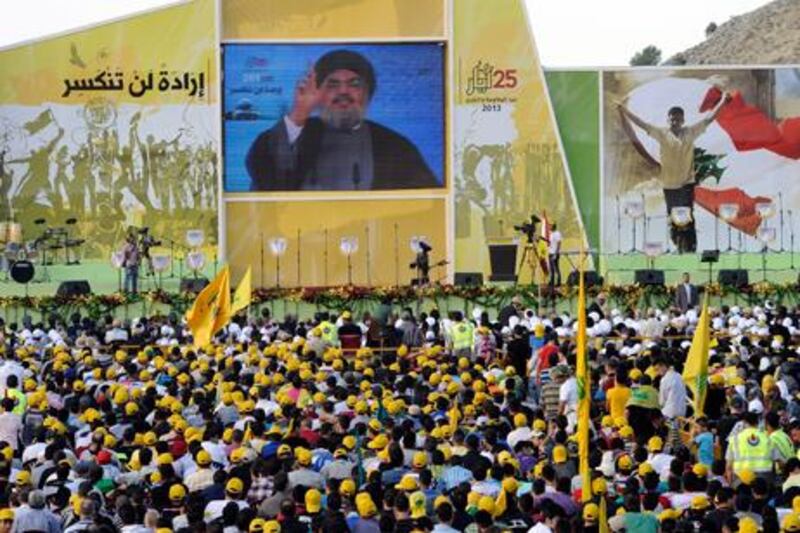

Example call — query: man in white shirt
[547,223,562,288]
[0,398,21,452]
[558,367,579,432]
[655,357,687,420]
[618,93,730,253]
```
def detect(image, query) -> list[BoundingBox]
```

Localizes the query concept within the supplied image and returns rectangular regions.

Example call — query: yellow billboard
[0,0,218,268]
[453,0,587,282]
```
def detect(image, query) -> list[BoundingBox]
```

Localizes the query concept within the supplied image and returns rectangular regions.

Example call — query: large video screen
[223,43,445,192]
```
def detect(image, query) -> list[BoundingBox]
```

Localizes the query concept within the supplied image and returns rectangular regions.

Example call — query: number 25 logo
[493,69,518,89]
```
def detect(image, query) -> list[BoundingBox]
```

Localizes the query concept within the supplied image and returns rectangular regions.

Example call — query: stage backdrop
[603,67,800,257]
[0,0,218,265]
[453,0,588,283]
[221,0,449,287]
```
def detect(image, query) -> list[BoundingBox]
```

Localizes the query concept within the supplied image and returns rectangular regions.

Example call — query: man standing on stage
[617,93,730,253]
[122,233,140,294]
[548,222,562,287]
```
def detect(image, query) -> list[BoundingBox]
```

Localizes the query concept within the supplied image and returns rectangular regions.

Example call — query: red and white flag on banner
[619,75,800,237]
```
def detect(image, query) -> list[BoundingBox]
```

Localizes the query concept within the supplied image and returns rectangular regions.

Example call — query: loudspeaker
[567,271,603,287]
[634,269,665,286]
[488,244,518,282]
[180,277,209,292]
[718,269,749,288]
[454,272,484,286]
[56,280,91,297]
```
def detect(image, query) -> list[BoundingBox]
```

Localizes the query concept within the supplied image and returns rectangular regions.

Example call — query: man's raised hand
[289,68,322,127]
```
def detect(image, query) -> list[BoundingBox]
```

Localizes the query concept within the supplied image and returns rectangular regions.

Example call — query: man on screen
[245,49,438,191]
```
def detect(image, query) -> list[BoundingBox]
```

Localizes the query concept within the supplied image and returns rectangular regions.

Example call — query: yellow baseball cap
[783,513,800,532]
[478,496,495,515]
[409,491,426,519]
[295,448,312,466]
[169,484,186,501]
[691,495,710,510]
[513,413,527,428]
[412,451,427,468]
[552,445,567,464]
[692,463,709,477]
[340,479,356,497]
[738,516,758,533]
[395,474,419,492]
[583,503,599,521]
[638,463,654,477]
[305,489,322,513]
[342,435,357,450]
[249,518,266,532]
[196,449,212,466]
[15,470,31,486]
[356,493,377,518]
[647,436,663,452]
[264,520,281,533]
[0,509,13,521]
[226,477,244,495]
[367,435,388,450]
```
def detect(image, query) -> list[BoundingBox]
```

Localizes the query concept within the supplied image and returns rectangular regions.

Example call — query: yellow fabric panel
[222,0,445,40]
[0,0,217,106]
[226,198,447,287]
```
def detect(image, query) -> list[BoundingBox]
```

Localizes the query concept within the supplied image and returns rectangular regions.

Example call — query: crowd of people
[0,288,798,532]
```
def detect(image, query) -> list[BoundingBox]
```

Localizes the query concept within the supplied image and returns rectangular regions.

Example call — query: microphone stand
[296,228,301,287]
[641,193,647,246]
[365,225,371,287]
[394,223,399,286]
[260,232,265,288]
[324,229,329,287]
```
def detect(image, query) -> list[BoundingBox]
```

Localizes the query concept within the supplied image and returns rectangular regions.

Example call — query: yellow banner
[0,0,218,262]
[226,198,447,287]
[222,0,445,40]
[453,0,586,279]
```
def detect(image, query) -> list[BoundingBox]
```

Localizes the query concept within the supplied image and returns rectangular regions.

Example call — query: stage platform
[0,259,220,297]
[601,250,798,285]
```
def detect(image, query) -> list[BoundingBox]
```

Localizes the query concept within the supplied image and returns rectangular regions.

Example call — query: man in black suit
[246,49,438,191]
[674,271,699,312]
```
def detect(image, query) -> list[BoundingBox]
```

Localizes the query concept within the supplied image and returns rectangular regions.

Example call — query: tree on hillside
[630,45,662,66]
[706,22,718,37]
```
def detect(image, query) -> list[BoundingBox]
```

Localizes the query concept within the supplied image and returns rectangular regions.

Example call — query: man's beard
[321,97,366,131]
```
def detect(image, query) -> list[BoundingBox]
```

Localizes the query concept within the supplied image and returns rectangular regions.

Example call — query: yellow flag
[599,496,609,533]
[185,266,231,348]
[231,266,252,315]
[448,400,460,436]
[494,487,507,518]
[576,249,592,502]
[683,293,710,416]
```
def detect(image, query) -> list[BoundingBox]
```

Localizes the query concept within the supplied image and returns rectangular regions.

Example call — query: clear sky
[0,0,773,67]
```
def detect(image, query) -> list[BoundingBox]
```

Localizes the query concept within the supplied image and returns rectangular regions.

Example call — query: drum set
[0,217,85,283]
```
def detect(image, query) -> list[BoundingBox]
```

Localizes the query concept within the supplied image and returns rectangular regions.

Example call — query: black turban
[314,49,376,98]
